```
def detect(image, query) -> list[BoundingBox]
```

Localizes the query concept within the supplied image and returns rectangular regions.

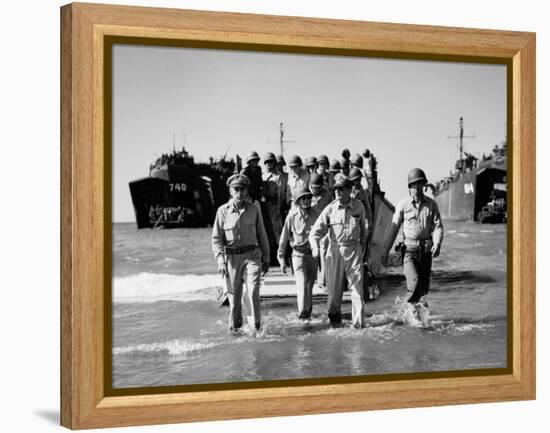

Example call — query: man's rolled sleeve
[277,215,291,262]
[431,202,444,248]
[309,207,330,251]
[384,202,404,254]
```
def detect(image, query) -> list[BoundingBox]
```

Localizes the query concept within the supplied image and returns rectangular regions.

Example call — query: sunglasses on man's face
[232,187,246,191]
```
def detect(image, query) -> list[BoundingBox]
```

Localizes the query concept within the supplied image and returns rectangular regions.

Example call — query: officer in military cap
[310,174,368,328]
[240,151,263,204]
[382,168,443,305]
[278,186,321,319]
[212,174,270,332]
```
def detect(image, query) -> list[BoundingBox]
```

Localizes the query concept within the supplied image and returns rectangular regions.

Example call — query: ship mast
[269,122,295,156]
[278,122,296,156]
[279,122,284,155]
[448,117,475,173]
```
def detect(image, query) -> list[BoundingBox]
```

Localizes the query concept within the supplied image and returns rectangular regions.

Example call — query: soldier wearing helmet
[286,155,311,206]
[212,174,270,333]
[339,157,350,177]
[278,186,321,319]
[351,153,371,193]
[341,148,351,162]
[328,159,341,175]
[310,174,368,328]
[362,148,375,195]
[382,168,444,306]
[349,167,373,234]
[316,154,334,197]
[262,152,284,257]
[305,156,318,175]
[275,155,290,217]
[309,173,331,213]
[276,154,286,171]
[240,151,264,204]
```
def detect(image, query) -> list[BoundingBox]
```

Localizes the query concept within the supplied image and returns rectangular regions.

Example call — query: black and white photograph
[111,43,508,389]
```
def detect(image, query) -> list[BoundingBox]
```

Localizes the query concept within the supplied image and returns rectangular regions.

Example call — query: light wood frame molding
[61,2,535,429]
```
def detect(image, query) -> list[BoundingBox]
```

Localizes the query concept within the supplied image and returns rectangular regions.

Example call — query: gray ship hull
[434,163,506,222]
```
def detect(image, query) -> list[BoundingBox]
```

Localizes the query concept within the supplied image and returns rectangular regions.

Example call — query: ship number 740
[169,183,187,192]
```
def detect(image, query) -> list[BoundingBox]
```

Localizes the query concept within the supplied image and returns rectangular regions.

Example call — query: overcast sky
[112,44,506,223]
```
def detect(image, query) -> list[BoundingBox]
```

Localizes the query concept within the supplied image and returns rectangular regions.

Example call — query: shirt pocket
[293,219,307,243]
[345,215,361,240]
[329,215,344,240]
[405,208,418,222]
[223,219,238,243]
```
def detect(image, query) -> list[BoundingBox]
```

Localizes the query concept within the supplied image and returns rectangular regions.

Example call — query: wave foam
[114,338,217,356]
[113,273,222,304]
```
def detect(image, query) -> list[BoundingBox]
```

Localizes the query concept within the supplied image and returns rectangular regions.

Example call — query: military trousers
[225,247,262,330]
[403,248,432,303]
[291,253,318,319]
[325,243,365,328]
[317,235,329,286]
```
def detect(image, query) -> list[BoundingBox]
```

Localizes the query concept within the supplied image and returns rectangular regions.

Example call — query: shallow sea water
[112,220,507,388]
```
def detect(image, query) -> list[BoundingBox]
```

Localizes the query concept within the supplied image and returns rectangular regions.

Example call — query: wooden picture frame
[60,2,535,429]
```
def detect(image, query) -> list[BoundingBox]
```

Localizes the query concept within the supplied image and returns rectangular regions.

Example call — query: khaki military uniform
[278,206,321,318]
[287,169,311,205]
[391,195,443,303]
[310,198,367,327]
[212,199,270,330]
[311,189,332,286]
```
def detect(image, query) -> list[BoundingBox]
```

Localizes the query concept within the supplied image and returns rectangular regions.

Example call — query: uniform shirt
[311,189,332,213]
[287,169,311,204]
[212,199,270,260]
[240,165,263,202]
[277,206,320,259]
[392,195,443,247]
[262,170,282,205]
[309,198,367,249]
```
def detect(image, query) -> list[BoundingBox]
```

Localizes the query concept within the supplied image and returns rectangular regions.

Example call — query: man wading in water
[212,174,270,333]
[382,168,443,310]
[310,174,368,328]
[277,186,320,320]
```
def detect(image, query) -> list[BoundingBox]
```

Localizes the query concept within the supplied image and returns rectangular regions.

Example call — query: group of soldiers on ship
[211,149,444,333]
